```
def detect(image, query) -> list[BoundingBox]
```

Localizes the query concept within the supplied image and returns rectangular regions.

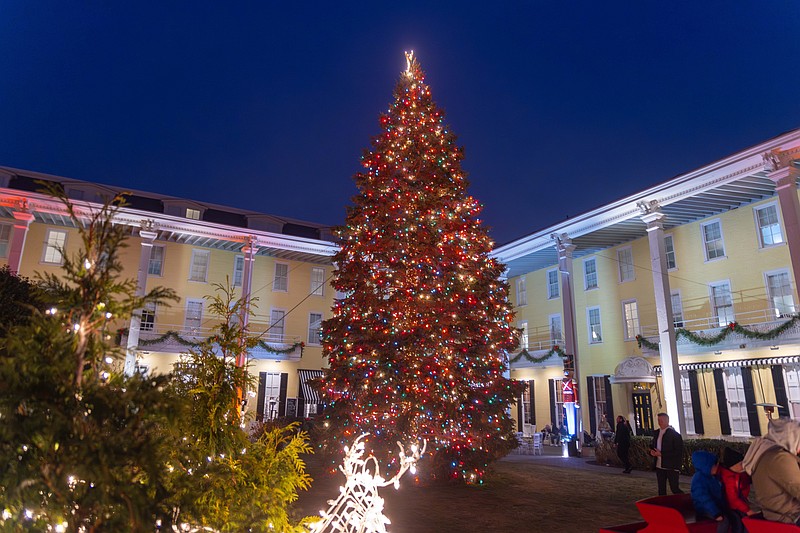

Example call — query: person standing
[614,415,633,473]
[742,418,800,524]
[649,412,684,495]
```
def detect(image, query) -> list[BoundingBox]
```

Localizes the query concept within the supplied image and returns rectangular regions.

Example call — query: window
[516,277,527,306]
[671,291,684,328]
[783,364,800,420]
[233,255,244,287]
[519,321,529,350]
[723,367,749,435]
[520,381,532,425]
[273,262,289,292]
[679,371,696,434]
[664,235,677,270]
[617,247,634,282]
[140,303,156,332]
[766,270,795,318]
[701,220,726,261]
[547,268,559,299]
[755,204,784,248]
[42,229,67,264]
[185,208,201,220]
[308,312,323,345]
[552,380,565,429]
[584,258,598,290]
[184,299,203,332]
[269,309,286,342]
[189,250,210,282]
[262,372,282,420]
[148,245,165,276]
[587,307,602,344]
[622,300,640,340]
[0,223,11,258]
[311,267,325,296]
[592,378,608,431]
[710,281,734,326]
[549,314,562,345]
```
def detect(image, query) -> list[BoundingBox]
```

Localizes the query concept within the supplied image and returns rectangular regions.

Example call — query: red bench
[599,494,717,533]
[742,516,800,532]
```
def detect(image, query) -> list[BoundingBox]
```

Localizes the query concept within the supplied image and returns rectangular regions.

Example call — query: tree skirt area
[293,453,686,532]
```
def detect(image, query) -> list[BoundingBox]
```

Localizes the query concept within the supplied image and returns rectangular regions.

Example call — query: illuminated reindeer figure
[308,434,425,533]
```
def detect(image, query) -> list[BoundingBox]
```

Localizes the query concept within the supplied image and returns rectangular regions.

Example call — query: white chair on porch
[532,433,543,455]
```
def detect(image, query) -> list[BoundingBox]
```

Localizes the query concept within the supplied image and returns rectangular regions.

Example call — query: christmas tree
[319,52,523,483]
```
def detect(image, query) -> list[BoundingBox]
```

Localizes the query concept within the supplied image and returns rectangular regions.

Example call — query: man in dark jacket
[650,412,684,495]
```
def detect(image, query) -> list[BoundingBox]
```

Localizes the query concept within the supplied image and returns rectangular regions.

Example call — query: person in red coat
[718,446,756,533]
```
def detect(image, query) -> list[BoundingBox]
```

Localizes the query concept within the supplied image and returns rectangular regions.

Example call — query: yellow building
[0,166,338,421]
[494,129,800,441]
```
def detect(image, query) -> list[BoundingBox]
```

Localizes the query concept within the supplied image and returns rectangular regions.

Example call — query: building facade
[0,166,339,422]
[494,129,800,440]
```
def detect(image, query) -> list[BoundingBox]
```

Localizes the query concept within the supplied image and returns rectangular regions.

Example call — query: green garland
[509,346,567,364]
[139,330,201,347]
[636,314,800,351]
[138,330,305,356]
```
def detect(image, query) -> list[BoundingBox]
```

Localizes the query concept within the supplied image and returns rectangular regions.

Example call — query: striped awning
[298,369,324,403]
[654,356,800,374]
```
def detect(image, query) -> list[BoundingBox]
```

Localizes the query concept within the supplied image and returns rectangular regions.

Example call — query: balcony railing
[638,307,800,356]
[134,323,304,361]
[510,333,566,368]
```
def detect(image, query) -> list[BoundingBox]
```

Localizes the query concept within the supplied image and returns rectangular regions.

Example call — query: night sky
[2,2,800,245]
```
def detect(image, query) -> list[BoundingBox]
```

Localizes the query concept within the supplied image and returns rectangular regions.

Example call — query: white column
[552,233,583,446]
[236,239,258,368]
[7,209,34,274]
[124,226,158,376]
[639,203,685,435]
[765,151,800,300]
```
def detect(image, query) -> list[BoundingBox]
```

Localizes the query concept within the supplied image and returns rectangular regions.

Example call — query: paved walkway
[503,442,692,485]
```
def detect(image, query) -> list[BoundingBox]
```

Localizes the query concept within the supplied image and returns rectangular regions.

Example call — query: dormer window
[186,208,201,220]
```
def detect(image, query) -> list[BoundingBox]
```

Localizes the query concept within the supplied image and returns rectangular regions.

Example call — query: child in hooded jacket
[691,450,729,532]
[717,446,753,533]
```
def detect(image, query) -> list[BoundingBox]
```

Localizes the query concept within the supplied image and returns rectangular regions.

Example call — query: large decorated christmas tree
[319,52,523,483]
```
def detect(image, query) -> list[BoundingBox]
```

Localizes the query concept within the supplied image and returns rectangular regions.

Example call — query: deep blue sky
[2,2,800,245]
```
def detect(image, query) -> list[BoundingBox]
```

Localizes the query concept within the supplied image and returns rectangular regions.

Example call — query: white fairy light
[307,434,425,533]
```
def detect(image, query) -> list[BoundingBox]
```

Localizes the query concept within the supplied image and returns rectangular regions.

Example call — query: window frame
[617,246,635,283]
[147,245,165,277]
[273,262,289,292]
[549,314,562,346]
[664,234,677,271]
[764,268,795,318]
[709,280,734,327]
[42,229,68,265]
[546,268,559,299]
[184,298,204,333]
[188,249,211,283]
[232,255,245,287]
[311,267,325,296]
[516,277,528,306]
[670,290,684,328]
[308,312,323,345]
[584,257,598,290]
[701,219,726,262]
[754,202,784,249]
[621,299,640,341]
[722,367,750,436]
[679,370,696,434]
[0,223,11,258]
[269,308,287,342]
[140,302,156,332]
[587,306,603,344]
[518,321,529,350]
